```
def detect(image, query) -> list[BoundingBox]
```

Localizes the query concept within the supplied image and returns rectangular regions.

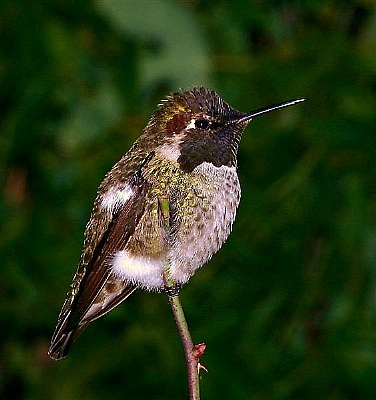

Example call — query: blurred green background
[1,0,376,399]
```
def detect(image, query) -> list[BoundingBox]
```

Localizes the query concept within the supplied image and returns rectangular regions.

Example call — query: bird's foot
[164,282,181,297]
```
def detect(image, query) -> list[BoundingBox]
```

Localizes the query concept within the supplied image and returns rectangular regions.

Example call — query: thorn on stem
[198,363,208,374]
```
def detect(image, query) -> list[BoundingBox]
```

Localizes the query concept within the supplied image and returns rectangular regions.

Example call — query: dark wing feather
[49,155,152,360]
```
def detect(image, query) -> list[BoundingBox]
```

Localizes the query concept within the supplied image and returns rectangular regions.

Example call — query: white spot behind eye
[186,119,196,130]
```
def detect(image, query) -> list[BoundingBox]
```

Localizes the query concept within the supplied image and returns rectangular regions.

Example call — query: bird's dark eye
[195,119,210,129]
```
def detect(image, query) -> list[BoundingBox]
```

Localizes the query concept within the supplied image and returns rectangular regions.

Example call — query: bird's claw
[164,283,181,297]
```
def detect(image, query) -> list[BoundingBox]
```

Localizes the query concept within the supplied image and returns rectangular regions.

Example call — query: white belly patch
[111,250,164,290]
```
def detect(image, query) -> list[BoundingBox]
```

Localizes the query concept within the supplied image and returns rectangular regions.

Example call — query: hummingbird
[48,87,304,360]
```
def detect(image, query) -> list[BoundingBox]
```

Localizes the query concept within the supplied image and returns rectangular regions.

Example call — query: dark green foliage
[1,1,376,399]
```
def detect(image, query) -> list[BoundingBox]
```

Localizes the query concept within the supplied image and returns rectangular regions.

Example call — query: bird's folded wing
[49,169,150,359]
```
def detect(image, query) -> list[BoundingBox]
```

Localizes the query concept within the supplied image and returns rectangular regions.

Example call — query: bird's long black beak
[235,98,305,124]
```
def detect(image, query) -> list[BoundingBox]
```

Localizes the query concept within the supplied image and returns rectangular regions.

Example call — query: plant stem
[166,289,200,400]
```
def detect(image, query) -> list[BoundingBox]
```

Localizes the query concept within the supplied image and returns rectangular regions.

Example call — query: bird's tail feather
[48,322,87,360]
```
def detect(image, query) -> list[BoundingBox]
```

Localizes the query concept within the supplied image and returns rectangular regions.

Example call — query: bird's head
[141,87,304,172]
